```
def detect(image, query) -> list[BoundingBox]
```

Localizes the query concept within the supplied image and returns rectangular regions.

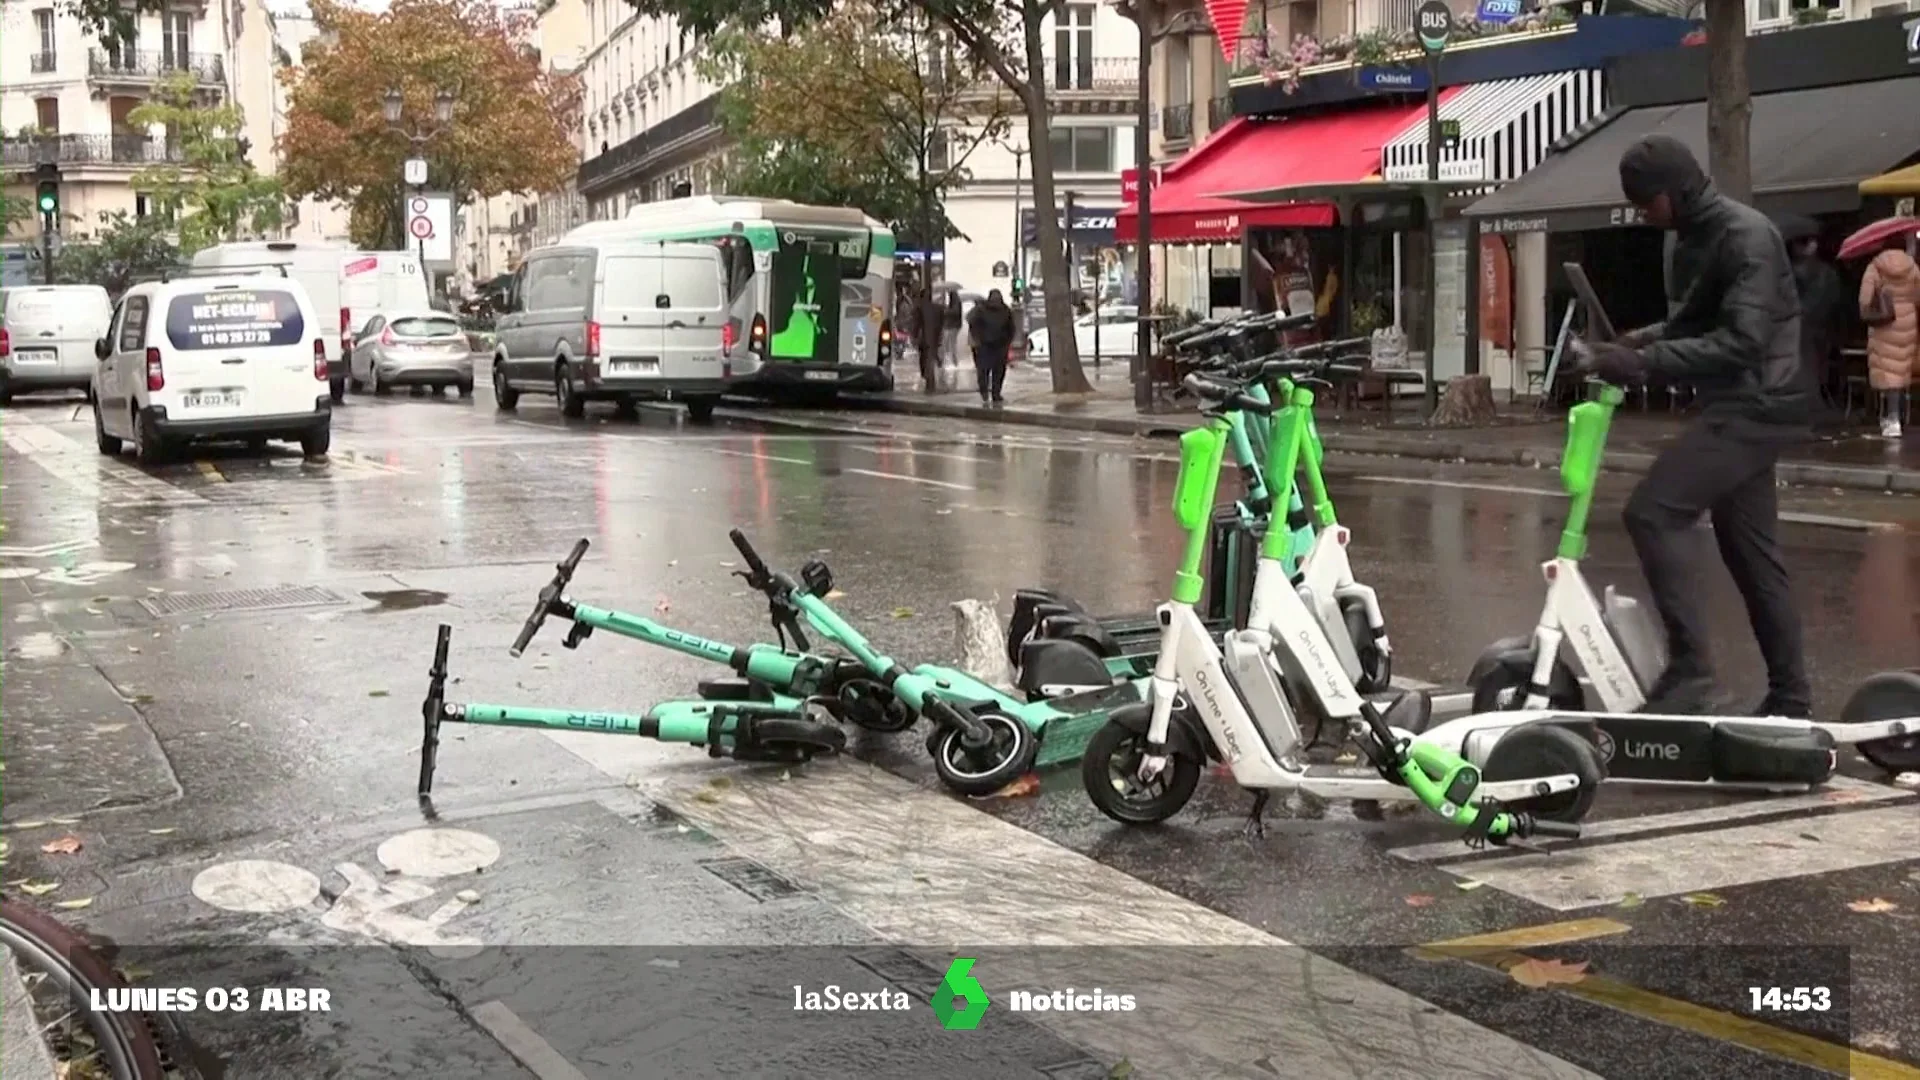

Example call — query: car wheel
[684,396,717,423]
[556,363,585,418]
[133,409,168,467]
[457,379,474,399]
[93,399,122,456]
[301,424,331,458]
[329,376,346,403]
[371,366,390,396]
[493,364,519,410]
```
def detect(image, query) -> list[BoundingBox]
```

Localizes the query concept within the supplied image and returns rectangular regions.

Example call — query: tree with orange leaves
[277,0,583,250]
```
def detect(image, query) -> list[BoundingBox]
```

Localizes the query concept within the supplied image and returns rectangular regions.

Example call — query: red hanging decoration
[1205,0,1252,64]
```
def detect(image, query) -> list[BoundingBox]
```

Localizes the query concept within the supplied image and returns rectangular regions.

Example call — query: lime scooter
[1083,373,1600,838]
[1006,312,1323,685]
[1465,379,1920,789]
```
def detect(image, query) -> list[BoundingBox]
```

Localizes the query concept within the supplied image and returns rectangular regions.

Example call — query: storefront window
[1247,228,1342,342]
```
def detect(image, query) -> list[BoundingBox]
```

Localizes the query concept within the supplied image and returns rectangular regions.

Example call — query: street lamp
[384,85,458,275]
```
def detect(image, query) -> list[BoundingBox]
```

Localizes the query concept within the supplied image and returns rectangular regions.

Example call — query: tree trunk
[1019,7,1091,394]
[1429,374,1496,427]
[1703,0,1751,203]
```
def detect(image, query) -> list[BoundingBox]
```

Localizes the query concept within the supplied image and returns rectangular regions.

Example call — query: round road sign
[410,215,434,239]
[1415,0,1453,51]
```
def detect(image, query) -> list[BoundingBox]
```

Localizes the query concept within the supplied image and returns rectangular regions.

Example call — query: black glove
[1570,339,1646,383]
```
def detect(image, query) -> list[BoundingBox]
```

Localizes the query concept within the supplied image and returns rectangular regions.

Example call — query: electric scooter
[1466,379,1920,789]
[1005,310,1322,679]
[415,624,847,796]
[1083,373,1602,837]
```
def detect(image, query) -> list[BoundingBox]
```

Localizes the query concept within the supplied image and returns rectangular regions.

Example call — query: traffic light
[1010,276,1025,301]
[34,163,58,220]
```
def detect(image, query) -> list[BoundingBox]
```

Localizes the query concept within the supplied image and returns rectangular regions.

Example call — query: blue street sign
[1359,66,1431,91]
[1477,0,1523,23]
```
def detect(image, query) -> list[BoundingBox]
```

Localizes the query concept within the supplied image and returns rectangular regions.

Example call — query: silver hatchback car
[348,309,474,396]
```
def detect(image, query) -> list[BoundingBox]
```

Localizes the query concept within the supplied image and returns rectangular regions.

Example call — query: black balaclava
[1617,135,1709,223]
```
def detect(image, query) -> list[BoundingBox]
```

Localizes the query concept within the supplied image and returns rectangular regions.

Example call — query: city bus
[559,195,896,396]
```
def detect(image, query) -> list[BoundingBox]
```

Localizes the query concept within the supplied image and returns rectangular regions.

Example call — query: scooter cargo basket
[1173,427,1227,531]
[1560,401,1609,497]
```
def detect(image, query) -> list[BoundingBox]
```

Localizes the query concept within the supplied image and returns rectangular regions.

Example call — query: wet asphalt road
[2,384,1918,1079]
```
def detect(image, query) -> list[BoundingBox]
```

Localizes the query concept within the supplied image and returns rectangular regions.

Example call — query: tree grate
[138,584,349,618]
[697,856,805,902]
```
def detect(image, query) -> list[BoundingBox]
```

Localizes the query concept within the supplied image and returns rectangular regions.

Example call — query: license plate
[14,349,55,363]
[609,359,659,373]
[803,370,839,382]
[183,393,240,409]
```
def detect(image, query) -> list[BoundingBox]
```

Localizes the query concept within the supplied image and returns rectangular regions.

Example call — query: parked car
[1025,305,1138,360]
[348,309,474,396]
[91,273,331,464]
[0,284,114,403]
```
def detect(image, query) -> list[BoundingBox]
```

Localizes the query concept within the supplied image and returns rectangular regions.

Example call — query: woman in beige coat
[1861,240,1918,438]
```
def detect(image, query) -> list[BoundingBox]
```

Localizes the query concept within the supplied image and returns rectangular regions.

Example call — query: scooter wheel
[1342,602,1392,695]
[743,717,848,763]
[931,710,1039,798]
[1081,719,1200,825]
[1479,723,1603,824]
[1843,670,1920,774]
[839,679,917,733]
[1470,654,1584,713]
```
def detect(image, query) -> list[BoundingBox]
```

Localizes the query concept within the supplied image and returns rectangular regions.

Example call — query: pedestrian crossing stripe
[1,423,209,505]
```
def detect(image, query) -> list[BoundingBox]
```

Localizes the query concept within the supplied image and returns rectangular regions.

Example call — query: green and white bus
[561,195,897,396]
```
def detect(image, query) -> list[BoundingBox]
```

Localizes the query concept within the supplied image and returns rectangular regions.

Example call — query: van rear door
[162,285,315,418]
[655,248,728,380]
[4,286,111,380]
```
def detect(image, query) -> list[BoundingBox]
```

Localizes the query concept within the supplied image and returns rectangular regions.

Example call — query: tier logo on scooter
[1590,729,1615,763]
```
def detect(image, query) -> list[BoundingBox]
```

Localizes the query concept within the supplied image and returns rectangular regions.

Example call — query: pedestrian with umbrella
[1840,217,1918,439]
[1776,214,1845,412]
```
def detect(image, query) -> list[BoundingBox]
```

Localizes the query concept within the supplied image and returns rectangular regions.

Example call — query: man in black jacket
[1574,135,1813,717]
[967,289,1016,404]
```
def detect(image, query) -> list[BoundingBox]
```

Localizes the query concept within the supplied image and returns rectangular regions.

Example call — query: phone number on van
[191,329,277,346]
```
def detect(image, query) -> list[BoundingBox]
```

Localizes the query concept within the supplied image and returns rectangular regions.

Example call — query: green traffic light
[37,193,55,212]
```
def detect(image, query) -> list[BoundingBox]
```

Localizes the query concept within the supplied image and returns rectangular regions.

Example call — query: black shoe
[1638,670,1718,715]
[991,394,1005,404]
[1748,695,1813,719]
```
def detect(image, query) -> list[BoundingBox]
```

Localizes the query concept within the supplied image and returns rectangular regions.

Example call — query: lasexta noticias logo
[931,958,990,1030]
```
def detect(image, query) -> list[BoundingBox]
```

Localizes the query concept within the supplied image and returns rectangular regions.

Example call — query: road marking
[0,537,99,559]
[1449,803,1920,910]
[470,1001,592,1080]
[191,859,322,914]
[533,735,1597,1078]
[194,460,227,483]
[374,827,501,877]
[1,423,208,505]
[1417,917,1634,953]
[1413,925,1920,1080]
[1390,775,1912,863]
[703,446,812,465]
[1778,511,1897,532]
[1358,475,1560,497]
[844,466,972,490]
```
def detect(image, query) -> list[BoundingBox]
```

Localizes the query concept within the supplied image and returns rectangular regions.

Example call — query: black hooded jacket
[1618,136,1811,429]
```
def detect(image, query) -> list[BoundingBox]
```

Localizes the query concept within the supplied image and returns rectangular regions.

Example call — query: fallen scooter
[1083,372,1601,837]
[1467,378,1920,790]
[415,624,847,796]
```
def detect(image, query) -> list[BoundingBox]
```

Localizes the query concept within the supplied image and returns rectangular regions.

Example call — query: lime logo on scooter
[1189,669,1243,762]
[932,958,990,1030]
[1293,628,1349,702]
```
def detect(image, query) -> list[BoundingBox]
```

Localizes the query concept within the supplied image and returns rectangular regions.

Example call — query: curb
[863,394,1920,495]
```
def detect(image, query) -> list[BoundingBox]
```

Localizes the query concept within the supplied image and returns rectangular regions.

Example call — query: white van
[91,273,332,464]
[0,284,114,403]
[191,240,371,402]
[338,250,432,369]
[490,238,732,421]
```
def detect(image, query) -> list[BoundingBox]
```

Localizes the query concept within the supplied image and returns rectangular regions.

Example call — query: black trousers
[973,346,1008,398]
[1622,418,1810,707]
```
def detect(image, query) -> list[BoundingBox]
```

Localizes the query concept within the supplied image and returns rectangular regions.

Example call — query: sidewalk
[876,360,1920,494]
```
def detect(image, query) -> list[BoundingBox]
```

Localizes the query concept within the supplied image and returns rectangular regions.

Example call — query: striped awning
[1380,71,1606,187]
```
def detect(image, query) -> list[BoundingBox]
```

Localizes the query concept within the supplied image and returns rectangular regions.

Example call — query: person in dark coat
[1786,231,1844,407]
[913,285,946,392]
[966,289,1016,404]
[1572,135,1813,718]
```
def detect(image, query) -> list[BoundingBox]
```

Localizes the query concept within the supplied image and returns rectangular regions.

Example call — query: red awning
[1117,95,1461,244]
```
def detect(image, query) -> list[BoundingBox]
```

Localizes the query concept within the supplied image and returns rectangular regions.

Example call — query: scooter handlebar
[509,538,591,658]
[1183,374,1276,415]
[729,529,773,585]
[1520,816,1582,840]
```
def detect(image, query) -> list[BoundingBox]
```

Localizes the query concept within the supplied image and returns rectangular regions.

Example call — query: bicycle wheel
[1,895,168,1079]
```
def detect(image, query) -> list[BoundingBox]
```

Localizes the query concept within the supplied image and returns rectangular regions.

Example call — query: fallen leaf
[53,897,93,910]
[127,646,140,653]
[368,690,390,698]
[1893,772,1920,790]
[1404,894,1437,908]
[1333,752,1358,764]
[1821,788,1866,804]
[667,559,678,567]
[131,693,155,705]
[1857,1032,1902,1052]
[1679,892,1725,908]
[40,836,82,855]
[912,874,932,884]
[674,824,690,834]
[1617,892,1645,909]
[648,957,681,969]
[119,965,152,982]
[92,724,128,734]
[655,598,672,614]
[890,607,915,619]
[0,841,7,856]
[91,596,111,603]
[1847,897,1899,913]
[824,590,847,600]
[1108,1061,1135,1080]
[49,817,79,825]
[19,881,59,896]
[146,828,176,835]
[986,773,1041,799]
[708,776,732,789]
[1454,880,1485,891]
[9,821,49,830]
[692,790,721,804]
[1507,957,1590,988]
[778,770,791,782]
[455,889,480,903]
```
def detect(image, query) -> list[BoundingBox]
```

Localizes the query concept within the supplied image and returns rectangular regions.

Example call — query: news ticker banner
[66,944,1872,1078]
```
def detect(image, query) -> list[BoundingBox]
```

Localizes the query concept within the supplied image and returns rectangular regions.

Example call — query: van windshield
[166,289,306,349]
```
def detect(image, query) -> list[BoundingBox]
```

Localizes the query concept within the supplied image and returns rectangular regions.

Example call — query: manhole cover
[139,585,349,618]
[697,857,803,902]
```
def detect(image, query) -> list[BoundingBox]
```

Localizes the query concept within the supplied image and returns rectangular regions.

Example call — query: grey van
[1,284,114,403]
[490,239,732,422]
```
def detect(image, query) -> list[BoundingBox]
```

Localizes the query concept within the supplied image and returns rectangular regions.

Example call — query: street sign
[1415,0,1453,51]
[410,216,433,239]
[404,158,428,187]
[404,194,453,264]
[1439,118,1462,149]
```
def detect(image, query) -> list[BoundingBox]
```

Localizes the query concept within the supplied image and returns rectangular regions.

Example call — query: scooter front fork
[1524,625,1566,709]
[1334,582,1391,654]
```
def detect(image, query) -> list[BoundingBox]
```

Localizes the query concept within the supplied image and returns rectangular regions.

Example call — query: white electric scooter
[1081,375,1602,838]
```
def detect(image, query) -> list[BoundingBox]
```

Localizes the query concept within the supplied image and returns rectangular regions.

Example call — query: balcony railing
[1,134,187,170]
[576,93,721,194]
[1207,94,1234,130]
[31,52,58,74]
[1048,55,1137,93]
[1162,103,1194,142]
[88,49,226,85]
